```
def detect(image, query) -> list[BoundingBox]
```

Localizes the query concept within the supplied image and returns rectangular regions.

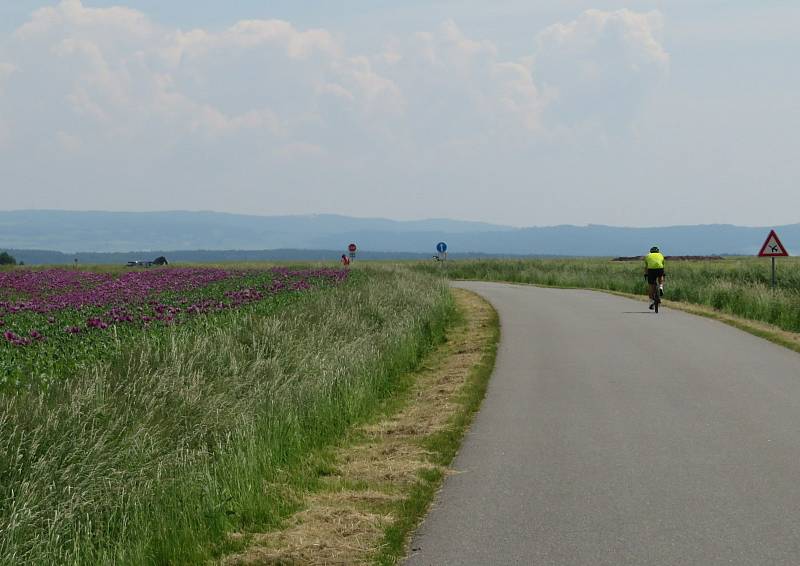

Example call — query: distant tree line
[3,248,553,266]
[0,251,17,265]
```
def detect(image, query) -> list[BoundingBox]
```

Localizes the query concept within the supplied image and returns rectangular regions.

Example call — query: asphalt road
[405,282,800,566]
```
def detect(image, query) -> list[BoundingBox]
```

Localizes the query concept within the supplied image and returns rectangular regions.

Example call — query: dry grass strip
[663,301,800,352]
[599,289,800,353]
[223,289,495,565]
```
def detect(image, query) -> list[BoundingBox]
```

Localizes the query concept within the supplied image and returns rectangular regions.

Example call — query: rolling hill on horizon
[1,210,797,259]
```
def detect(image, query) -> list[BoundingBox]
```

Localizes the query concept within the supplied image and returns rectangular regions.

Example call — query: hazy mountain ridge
[1,210,797,258]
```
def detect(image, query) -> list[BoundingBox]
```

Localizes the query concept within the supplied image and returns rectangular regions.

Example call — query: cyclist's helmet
[650,246,660,253]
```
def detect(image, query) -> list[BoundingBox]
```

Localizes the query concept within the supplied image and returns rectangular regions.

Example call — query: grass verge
[648,295,800,354]
[414,257,800,334]
[223,288,499,565]
[0,267,453,565]
[475,278,800,355]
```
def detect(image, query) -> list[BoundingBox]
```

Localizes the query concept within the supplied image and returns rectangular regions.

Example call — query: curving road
[405,282,800,566]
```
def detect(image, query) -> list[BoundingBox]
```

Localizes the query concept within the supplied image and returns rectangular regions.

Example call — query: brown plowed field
[612,255,725,262]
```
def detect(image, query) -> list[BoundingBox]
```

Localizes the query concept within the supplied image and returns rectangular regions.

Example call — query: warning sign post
[757,229,790,289]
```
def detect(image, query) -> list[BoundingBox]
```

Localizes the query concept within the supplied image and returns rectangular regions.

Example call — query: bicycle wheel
[654,285,660,313]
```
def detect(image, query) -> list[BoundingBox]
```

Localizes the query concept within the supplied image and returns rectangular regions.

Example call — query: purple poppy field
[0,264,457,565]
[0,266,348,387]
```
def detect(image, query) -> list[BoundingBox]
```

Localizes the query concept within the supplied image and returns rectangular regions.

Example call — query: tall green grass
[415,257,800,332]
[0,267,453,565]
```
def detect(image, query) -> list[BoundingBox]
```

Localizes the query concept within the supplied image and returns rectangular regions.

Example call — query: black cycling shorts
[647,268,665,284]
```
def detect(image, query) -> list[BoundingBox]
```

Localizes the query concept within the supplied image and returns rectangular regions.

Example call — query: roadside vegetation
[221,289,498,565]
[0,264,453,565]
[415,257,800,333]
[0,266,347,388]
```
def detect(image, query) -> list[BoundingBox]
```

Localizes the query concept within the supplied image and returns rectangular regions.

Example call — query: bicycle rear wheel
[654,285,660,313]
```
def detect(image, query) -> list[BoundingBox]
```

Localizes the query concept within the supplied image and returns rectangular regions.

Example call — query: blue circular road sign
[436,242,448,253]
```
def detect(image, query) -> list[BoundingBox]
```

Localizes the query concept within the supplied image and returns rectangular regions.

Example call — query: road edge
[455,279,800,355]
[383,289,499,565]
[221,288,500,565]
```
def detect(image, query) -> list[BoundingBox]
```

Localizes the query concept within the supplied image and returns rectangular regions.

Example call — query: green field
[0,265,453,565]
[415,257,800,333]
[4,256,799,564]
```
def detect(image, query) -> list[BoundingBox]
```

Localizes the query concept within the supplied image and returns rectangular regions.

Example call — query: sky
[0,1,798,227]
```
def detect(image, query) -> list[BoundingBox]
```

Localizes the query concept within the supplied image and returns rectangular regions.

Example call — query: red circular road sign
[348,243,357,253]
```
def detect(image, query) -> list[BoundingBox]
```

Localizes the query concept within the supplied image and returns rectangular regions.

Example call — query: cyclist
[643,246,665,310]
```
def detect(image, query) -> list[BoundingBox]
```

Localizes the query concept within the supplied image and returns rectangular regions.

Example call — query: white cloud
[53,38,130,113]
[0,2,677,220]
[0,62,15,98]
[316,82,354,101]
[370,21,547,138]
[408,21,497,71]
[0,63,16,147]
[160,20,340,66]
[379,43,403,65]
[537,9,668,68]
[4,1,670,154]
[492,62,548,131]
[440,19,498,60]
[5,1,369,144]
[337,56,404,116]
[278,141,327,160]
[226,20,340,59]
[15,0,154,40]
[56,130,82,152]
[0,118,9,149]
[0,62,16,80]
[534,9,669,128]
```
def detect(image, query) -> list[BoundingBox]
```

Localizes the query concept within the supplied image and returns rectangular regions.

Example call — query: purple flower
[3,330,29,347]
[1,267,349,351]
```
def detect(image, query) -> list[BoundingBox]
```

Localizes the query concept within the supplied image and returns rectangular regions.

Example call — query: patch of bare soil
[612,256,725,261]
[223,289,495,565]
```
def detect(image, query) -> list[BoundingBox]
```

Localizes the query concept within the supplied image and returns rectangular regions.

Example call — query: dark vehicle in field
[127,256,169,268]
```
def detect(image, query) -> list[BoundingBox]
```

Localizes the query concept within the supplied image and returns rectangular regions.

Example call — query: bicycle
[652,279,661,313]
[645,273,662,313]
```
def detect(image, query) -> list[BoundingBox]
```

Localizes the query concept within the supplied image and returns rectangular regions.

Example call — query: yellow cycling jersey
[644,252,665,270]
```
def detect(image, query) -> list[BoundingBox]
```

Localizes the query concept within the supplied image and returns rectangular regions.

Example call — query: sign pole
[772,257,776,289]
